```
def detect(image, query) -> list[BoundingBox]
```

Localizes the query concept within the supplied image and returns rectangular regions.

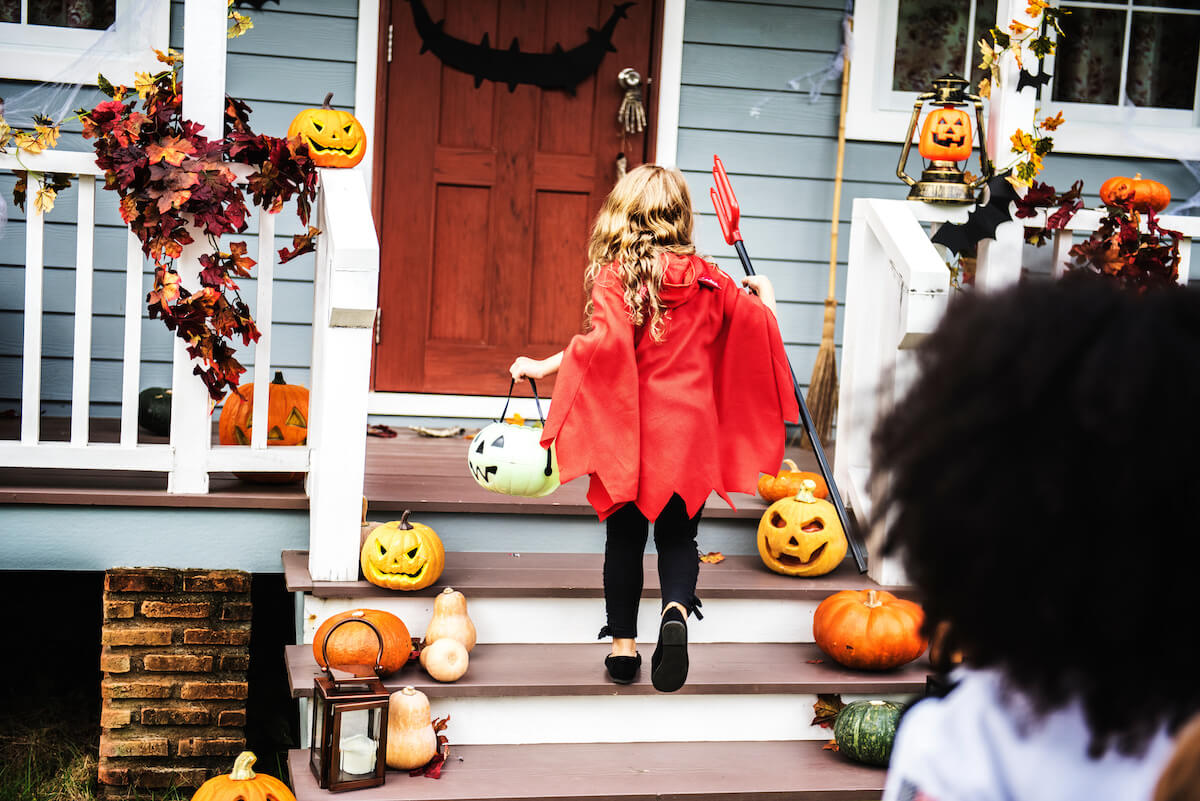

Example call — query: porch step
[286,739,885,800]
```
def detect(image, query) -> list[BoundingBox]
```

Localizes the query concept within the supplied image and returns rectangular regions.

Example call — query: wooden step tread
[286,740,884,800]
[284,551,906,600]
[285,641,930,699]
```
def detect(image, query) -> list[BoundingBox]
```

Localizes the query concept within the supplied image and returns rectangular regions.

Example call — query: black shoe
[651,607,689,692]
[604,653,641,684]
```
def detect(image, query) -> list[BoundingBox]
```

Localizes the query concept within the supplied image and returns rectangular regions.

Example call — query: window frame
[847,0,1200,160]
[0,0,169,86]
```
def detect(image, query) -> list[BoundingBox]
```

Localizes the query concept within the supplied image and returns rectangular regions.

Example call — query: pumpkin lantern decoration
[813,589,927,671]
[756,479,847,577]
[312,608,413,676]
[897,74,990,204]
[217,371,310,483]
[918,105,972,162]
[757,458,828,503]
[192,751,296,801]
[287,92,367,168]
[1099,173,1171,213]
[360,511,446,591]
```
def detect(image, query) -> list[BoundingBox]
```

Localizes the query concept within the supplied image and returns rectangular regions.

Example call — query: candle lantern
[310,617,389,792]
[896,74,992,204]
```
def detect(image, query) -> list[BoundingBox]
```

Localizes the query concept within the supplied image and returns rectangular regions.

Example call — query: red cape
[541,253,800,521]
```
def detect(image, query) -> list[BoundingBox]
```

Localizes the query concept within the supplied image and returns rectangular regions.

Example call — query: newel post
[306,169,379,582]
[973,0,1037,292]
[168,0,228,493]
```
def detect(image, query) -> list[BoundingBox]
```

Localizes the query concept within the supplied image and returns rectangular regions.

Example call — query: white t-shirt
[883,668,1175,801]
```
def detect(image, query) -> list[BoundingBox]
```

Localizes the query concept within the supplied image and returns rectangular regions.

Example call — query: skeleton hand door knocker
[617,67,646,135]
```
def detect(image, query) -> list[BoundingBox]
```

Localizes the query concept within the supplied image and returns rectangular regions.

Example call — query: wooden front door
[373,0,659,396]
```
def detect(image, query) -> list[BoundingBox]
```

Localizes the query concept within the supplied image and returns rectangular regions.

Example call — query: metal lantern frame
[310,616,390,792]
[896,74,992,204]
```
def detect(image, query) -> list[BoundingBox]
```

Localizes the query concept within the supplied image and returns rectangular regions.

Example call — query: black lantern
[896,74,992,203]
[310,616,390,792]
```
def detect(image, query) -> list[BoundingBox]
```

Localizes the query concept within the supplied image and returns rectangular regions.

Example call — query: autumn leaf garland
[79,50,321,401]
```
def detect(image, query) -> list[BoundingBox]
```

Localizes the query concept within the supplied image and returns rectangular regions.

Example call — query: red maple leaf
[145,135,196,166]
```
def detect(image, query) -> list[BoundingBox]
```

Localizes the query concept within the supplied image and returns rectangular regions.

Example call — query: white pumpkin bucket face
[467,421,560,497]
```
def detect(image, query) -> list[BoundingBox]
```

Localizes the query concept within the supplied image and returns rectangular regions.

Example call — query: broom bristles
[802,298,839,448]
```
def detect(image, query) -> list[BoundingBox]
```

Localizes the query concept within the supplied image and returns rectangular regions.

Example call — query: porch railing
[0,149,378,583]
[836,197,1200,586]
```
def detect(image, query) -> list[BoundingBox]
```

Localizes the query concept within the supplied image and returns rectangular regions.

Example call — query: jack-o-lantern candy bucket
[918,105,973,162]
[756,479,847,577]
[467,379,560,498]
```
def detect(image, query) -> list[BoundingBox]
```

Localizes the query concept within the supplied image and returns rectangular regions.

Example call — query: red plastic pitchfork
[711,154,867,574]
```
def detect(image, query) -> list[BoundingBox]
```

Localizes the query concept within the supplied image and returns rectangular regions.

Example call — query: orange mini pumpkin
[191,751,296,801]
[757,458,828,503]
[1099,173,1170,213]
[361,511,446,591]
[813,589,927,670]
[918,105,972,162]
[756,480,847,577]
[312,608,412,676]
[287,92,367,168]
[218,371,309,483]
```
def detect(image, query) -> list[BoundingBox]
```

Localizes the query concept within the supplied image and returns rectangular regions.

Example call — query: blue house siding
[0,1,358,418]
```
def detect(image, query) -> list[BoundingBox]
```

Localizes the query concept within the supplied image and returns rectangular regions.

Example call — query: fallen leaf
[505,412,526,426]
[822,739,839,751]
[806,658,824,664]
[811,693,845,728]
[699,551,725,564]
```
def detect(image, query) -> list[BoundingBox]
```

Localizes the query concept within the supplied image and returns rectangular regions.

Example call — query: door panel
[375,0,658,396]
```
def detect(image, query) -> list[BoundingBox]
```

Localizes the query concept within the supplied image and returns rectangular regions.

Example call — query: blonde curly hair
[585,164,697,342]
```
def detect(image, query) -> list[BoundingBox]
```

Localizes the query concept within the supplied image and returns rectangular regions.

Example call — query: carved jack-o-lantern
[467,421,559,498]
[918,105,972,162]
[217,371,309,483]
[287,92,367,168]
[360,511,446,591]
[756,480,847,577]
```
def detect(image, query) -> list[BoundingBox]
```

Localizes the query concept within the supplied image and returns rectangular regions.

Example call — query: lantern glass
[310,676,389,792]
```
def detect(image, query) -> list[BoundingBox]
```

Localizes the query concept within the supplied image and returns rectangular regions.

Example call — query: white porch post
[168,1,228,493]
[974,0,1037,291]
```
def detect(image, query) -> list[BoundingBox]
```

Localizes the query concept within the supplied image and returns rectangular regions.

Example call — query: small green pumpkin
[137,387,172,436]
[833,699,902,766]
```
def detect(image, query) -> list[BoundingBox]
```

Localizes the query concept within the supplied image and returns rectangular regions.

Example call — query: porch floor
[1,418,830,519]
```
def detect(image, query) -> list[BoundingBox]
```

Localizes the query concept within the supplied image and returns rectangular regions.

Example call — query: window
[0,0,168,86]
[847,0,1200,160]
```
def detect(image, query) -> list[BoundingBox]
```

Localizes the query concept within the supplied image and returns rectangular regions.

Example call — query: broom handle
[828,30,850,301]
[732,239,868,574]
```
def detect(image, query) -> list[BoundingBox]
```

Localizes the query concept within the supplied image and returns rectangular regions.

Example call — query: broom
[805,22,851,446]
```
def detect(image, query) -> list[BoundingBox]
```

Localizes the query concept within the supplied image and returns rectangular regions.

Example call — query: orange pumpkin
[757,458,828,503]
[312,608,412,676]
[360,511,446,591]
[813,589,927,670]
[756,480,847,577]
[287,92,366,168]
[1099,173,1170,213]
[918,105,972,162]
[218,371,309,483]
[191,751,296,801]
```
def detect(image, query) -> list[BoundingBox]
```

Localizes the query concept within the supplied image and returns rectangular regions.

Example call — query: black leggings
[599,494,704,639]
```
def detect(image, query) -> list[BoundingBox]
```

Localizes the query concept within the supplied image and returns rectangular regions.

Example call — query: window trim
[0,0,169,87]
[847,0,1200,161]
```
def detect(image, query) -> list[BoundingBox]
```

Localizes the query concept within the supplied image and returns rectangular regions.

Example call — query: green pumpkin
[833,699,902,767]
[137,387,173,437]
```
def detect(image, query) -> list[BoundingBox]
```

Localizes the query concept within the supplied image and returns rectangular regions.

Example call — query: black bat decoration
[232,0,280,9]
[930,175,1020,256]
[1017,68,1052,93]
[407,0,634,94]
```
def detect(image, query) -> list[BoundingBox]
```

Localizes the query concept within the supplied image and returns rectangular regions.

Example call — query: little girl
[510,164,798,692]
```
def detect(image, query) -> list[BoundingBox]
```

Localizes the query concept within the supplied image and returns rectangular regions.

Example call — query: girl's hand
[742,275,778,316]
[510,356,549,381]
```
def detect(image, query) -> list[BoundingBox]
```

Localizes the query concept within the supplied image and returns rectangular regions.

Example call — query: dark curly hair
[872,276,1200,758]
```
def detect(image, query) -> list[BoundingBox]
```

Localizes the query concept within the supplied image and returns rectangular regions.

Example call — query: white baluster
[21,178,45,444]
[71,175,96,446]
[251,208,276,450]
[120,231,143,447]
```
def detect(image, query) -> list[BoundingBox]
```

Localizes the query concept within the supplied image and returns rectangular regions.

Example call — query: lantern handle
[499,378,547,427]
[320,616,386,679]
[896,91,935,188]
[965,93,993,192]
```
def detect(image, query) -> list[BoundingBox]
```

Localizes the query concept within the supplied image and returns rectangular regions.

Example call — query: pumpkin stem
[864,590,882,608]
[230,751,258,781]
[401,686,417,696]
[272,371,286,385]
[323,92,335,109]
[398,510,413,530]
[442,587,454,594]
[782,458,799,472]
[794,479,817,503]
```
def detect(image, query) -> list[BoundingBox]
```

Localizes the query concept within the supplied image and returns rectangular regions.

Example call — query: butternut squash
[421,637,469,682]
[385,686,437,770]
[423,587,477,652]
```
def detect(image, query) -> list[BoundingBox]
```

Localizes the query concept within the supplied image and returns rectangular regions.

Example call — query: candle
[339,733,377,775]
